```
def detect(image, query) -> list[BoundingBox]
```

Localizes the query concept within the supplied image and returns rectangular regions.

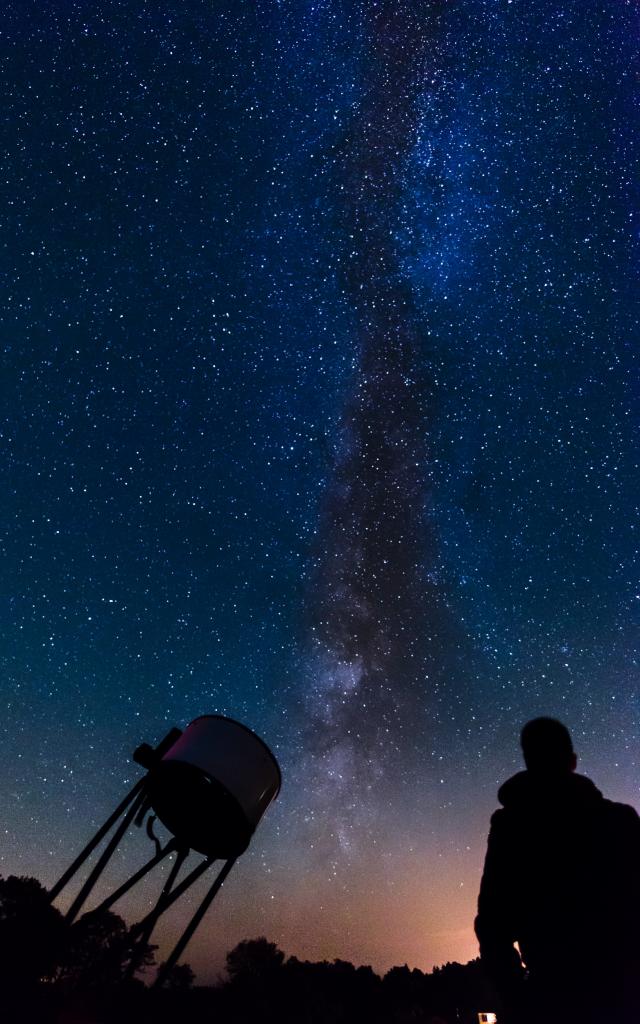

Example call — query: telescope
[49,715,281,986]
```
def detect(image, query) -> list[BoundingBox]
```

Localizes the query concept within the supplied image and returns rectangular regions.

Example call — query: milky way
[300,4,483,854]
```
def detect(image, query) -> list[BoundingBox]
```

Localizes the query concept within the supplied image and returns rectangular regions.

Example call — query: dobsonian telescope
[48,715,281,985]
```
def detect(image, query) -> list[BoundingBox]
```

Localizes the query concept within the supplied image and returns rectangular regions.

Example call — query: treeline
[0,875,497,1023]
[199,937,497,1024]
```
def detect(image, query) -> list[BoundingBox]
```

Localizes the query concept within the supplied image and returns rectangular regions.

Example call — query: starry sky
[2,0,638,983]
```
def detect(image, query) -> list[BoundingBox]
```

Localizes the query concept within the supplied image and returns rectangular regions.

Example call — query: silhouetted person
[475,717,640,1023]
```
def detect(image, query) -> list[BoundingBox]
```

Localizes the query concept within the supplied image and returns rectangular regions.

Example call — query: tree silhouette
[157,960,195,990]
[226,936,285,985]
[0,874,66,989]
[383,962,429,1019]
[56,908,155,991]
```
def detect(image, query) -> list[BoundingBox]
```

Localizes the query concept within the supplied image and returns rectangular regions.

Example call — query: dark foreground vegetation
[0,875,497,1023]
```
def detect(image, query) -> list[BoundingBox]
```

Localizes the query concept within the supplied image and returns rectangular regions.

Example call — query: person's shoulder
[602,797,640,826]
[596,797,640,847]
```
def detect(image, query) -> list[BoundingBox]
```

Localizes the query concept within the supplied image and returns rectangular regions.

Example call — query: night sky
[2,0,638,983]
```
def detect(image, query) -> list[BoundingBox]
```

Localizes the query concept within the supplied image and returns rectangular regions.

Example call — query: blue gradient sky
[2,0,638,980]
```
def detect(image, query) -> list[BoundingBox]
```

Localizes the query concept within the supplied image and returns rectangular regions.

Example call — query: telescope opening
[147,761,252,858]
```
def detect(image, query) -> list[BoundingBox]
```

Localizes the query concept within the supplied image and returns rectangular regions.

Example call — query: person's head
[520,717,577,774]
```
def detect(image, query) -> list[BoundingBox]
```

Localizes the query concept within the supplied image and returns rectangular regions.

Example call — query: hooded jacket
[475,770,640,1018]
